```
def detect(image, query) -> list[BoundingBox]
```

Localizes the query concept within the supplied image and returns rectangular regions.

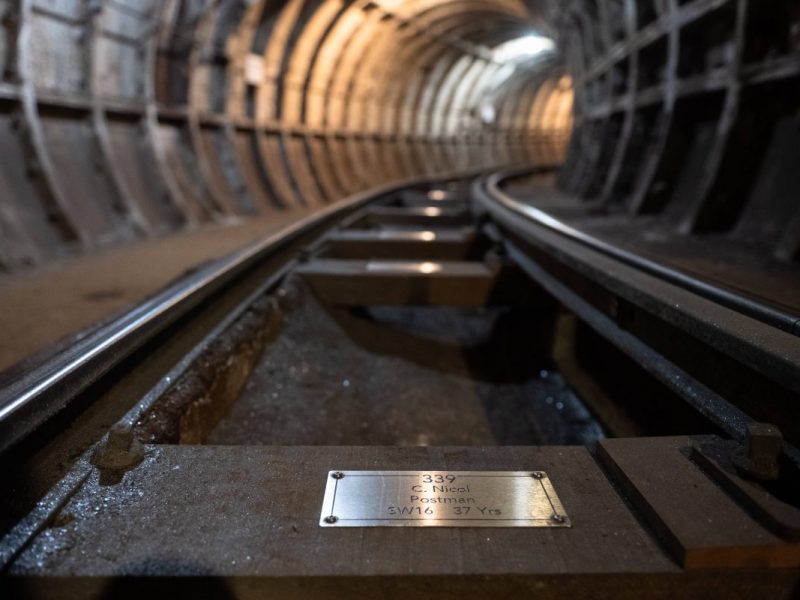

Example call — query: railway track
[1,170,799,597]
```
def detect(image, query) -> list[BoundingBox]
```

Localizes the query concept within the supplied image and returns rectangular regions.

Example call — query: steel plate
[319,470,571,527]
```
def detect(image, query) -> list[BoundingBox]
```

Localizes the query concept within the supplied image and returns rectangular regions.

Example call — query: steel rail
[475,168,800,464]
[484,168,800,336]
[0,168,494,456]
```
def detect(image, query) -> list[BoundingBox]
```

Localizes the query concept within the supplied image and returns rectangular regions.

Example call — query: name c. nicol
[412,485,471,493]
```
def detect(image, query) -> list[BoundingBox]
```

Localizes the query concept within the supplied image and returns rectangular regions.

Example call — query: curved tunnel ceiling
[0,0,573,272]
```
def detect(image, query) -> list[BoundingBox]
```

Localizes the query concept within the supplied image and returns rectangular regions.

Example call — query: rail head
[0,167,501,457]
[474,168,800,462]
[481,168,800,337]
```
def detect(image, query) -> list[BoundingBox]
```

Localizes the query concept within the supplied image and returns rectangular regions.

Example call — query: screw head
[331,471,344,479]
[324,516,338,524]
[551,514,565,524]
[107,423,134,451]
[531,471,545,479]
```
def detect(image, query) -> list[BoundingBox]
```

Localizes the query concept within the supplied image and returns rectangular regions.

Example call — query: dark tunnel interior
[0,0,797,371]
[0,0,798,271]
[1,0,800,594]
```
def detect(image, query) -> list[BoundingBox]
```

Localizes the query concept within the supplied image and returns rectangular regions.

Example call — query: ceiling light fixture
[492,34,555,63]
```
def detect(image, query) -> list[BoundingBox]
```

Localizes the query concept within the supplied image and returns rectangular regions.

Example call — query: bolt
[551,514,565,524]
[106,423,133,451]
[92,423,144,473]
[746,423,782,460]
[324,516,338,524]
[331,471,344,480]
[531,472,545,479]
[734,422,783,481]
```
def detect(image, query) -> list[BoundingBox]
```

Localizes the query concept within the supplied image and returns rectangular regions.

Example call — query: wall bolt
[331,471,344,479]
[531,471,545,479]
[551,514,565,524]
[324,516,338,524]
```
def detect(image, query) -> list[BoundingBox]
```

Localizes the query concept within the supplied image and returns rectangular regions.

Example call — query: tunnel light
[492,34,555,63]
[479,103,497,125]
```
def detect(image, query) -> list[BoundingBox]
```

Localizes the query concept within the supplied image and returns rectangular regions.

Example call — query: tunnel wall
[0,0,571,273]
[553,0,800,263]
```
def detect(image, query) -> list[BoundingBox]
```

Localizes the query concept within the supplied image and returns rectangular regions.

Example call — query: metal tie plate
[319,470,571,528]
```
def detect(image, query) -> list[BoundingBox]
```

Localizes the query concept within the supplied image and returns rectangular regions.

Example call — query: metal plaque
[319,470,570,527]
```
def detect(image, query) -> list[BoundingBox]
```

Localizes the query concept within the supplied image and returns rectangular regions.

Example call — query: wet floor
[207,278,603,446]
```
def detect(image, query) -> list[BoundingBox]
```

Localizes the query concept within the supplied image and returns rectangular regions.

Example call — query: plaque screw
[531,472,545,479]
[324,516,338,524]
[331,471,345,480]
[551,514,565,524]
